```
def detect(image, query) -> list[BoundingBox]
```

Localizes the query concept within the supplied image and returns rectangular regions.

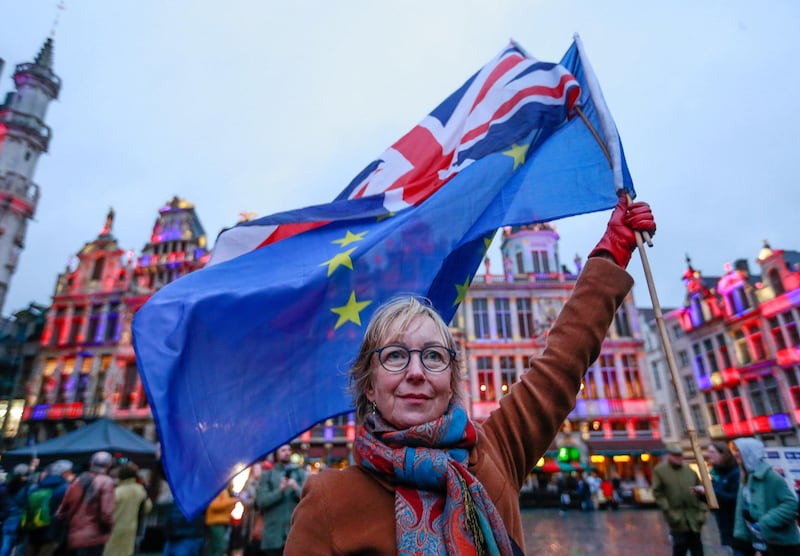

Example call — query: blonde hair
[349,296,463,423]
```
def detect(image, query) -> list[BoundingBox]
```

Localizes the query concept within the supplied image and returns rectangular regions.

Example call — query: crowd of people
[652,439,800,556]
[0,451,150,556]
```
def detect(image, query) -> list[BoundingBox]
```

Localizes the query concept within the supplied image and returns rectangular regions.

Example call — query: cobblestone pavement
[521,507,729,556]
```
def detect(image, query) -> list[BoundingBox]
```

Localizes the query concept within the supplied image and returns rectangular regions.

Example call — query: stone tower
[0,38,62,314]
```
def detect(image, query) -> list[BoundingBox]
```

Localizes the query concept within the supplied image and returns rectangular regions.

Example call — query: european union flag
[132,37,635,517]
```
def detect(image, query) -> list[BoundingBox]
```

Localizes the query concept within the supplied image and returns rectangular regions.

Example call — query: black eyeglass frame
[372,344,456,373]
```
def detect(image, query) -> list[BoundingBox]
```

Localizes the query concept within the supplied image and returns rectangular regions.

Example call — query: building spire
[34,38,55,70]
[101,207,115,236]
[50,1,66,39]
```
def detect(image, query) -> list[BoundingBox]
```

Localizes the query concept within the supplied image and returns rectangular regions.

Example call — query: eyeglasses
[373,345,455,373]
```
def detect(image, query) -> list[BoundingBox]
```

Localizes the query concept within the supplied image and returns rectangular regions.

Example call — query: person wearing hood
[732,437,800,556]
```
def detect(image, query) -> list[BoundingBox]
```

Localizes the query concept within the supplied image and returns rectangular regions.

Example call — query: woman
[704,441,741,550]
[285,197,656,555]
[104,462,152,556]
[732,437,800,556]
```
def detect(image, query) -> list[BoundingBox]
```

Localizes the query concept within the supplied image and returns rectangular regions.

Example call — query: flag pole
[572,34,717,509]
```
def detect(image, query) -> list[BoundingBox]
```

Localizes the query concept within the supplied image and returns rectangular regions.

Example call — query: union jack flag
[208,42,580,266]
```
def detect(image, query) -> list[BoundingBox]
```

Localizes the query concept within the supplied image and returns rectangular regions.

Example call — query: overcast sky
[1,1,798,316]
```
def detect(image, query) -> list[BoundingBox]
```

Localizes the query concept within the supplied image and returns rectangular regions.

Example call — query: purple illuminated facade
[662,242,800,450]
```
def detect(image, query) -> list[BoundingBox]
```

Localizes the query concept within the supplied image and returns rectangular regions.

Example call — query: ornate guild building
[20,198,208,442]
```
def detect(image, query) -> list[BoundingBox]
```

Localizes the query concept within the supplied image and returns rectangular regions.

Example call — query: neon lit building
[660,242,800,451]
[20,198,208,441]
[451,223,664,486]
[0,38,61,315]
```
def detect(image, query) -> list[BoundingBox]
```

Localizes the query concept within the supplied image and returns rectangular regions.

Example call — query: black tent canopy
[1,418,158,469]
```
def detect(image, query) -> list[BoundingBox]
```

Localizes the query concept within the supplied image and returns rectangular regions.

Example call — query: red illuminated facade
[667,243,800,448]
[20,198,208,441]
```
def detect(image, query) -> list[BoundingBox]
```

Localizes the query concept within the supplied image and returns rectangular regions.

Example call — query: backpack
[19,487,53,531]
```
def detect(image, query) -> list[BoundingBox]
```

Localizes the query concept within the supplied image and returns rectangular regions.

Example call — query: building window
[583,366,599,400]
[716,334,732,368]
[704,392,720,426]
[747,324,767,362]
[68,306,85,344]
[784,366,800,409]
[499,356,515,395]
[748,380,767,416]
[599,355,619,398]
[763,374,785,414]
[692,344,707,378]
[472,299,490,339]
[494,298,512,339]
[767,267,785,296]
[690,403,707,435]
[91,257,105,281]
[517,298,533,338]
[703,338,719,373]
[87,304,102,343]
[104,310,119,342]
[683,375,697,398]
[650,361,662,391]
[732,329,752,366]
[615,304,632,338]
[477,357,495,401]
[678,350,690,368]
[531,250,550,274]
[671,324,685,339]
[622,354,643,398]
[781,310,800,347]
[515,252,524,275]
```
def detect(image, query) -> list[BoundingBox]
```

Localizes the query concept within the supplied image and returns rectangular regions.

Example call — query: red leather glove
[589,195,656,268]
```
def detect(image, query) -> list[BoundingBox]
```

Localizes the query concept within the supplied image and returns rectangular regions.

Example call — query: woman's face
[366,314,453,429]
[706,444,721,465]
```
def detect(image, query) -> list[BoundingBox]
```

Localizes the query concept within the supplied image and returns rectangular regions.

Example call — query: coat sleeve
[99,479,116,531]
[759,471,799,532]
[479,258,634,488]
[255,472,284,511]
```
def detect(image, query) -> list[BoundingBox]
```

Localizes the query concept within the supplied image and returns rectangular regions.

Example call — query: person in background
[57,451,116,556]
[1,463,33,556]
[652,444,708,556]
[731,437,800,556]
[103,462,151,556]
[285,197,656,554]
[25,459,74,556]
[256,445,305,556]
[158,482,207,556]
[204,486,238,556]
[694,442,740,554]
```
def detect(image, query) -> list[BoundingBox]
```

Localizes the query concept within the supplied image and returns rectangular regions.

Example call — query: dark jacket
[163,500,207,540]
[710,462,740,546]
[25,472,70,545]
[285,258,633,555]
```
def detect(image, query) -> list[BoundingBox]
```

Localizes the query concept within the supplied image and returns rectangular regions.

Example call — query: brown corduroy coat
[285,257,633,555]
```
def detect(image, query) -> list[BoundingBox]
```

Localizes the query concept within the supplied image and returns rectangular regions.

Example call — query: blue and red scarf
[354,400,513,556]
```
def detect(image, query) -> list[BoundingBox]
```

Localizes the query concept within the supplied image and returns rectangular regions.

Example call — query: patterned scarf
[355,400,513,556]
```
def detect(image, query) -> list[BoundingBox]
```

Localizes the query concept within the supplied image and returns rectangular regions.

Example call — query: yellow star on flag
[453,276,472,306]
[376,211,396,222]
[331,291,373,330]
[332,230,367,247]
[503,143,529,170]
[320,248,356,277]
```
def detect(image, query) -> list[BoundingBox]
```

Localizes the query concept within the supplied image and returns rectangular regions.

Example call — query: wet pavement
[520,507,729,556]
